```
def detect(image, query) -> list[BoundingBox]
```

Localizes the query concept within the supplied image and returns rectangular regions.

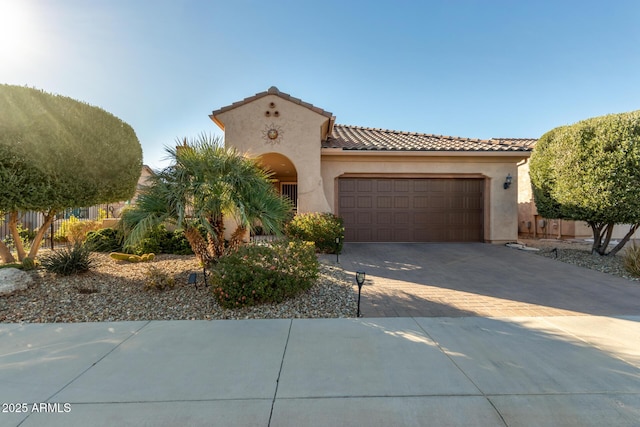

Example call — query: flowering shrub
[211,240,319,308]
[55,216,103,243]
[285,212,344,254]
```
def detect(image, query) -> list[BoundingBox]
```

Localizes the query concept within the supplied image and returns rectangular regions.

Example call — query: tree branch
[608,223,640,257]
[8,211,27,261]
[27,210,56,259]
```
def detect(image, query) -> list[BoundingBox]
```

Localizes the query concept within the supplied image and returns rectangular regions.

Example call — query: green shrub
[85,228,122,252]
[41,243,92,275]
[21,257,36,271]
[211,240,319,308]
[168,229,194,255]
[623,242,640,277]
[143,266,175,291]
[127,225,193,255]
[285,212,344,254]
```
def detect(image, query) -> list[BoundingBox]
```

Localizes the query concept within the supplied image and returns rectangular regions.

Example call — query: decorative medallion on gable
[262,123,284,145]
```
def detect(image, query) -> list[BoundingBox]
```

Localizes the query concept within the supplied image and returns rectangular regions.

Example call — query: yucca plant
[40,243,92,275]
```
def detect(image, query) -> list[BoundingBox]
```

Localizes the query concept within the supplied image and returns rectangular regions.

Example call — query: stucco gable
[210,86,335,131]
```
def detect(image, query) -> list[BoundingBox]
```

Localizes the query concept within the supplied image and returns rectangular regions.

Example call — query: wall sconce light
[355,271,366,317]
[503,173,512,190]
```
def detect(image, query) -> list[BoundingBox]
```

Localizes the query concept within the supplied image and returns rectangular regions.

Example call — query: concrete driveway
[338,243,640,317]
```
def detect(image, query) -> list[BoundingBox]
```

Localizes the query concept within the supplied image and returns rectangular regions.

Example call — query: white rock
[505,243,525,249]
[0,268,33,296]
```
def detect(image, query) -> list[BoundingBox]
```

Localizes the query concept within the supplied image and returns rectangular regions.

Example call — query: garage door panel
[356,228,372,242]
[466,197,483,210]
[357,180,373,192]
[339,178,483,242]
[393,212,410,225]
[357,196,373,209]
[413,180,429,192]
[340,195,356,209]
[377,212,392,224]
[429,195,446,209]
[414,212,429,223]
[377,196,392,209]
[376,228,393,241]
[394,180,411,192]
[394,196,410,209]
[356,211,372,224]
[340,179,356,192]
[377,180,393,192]
[414,196,429,208]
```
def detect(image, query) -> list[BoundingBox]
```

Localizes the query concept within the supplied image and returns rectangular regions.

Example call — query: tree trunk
[184,225,212,266]
[206,215,225,260]
[8,211,27,261]
[228,224,247,253]
[27,210,56,260]
[588,222,605,255]
[598,223,615,255]
[0,240,15,263]
[608,223,640,257]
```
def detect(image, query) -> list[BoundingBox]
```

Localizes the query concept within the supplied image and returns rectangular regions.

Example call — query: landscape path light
[356,271,366,317]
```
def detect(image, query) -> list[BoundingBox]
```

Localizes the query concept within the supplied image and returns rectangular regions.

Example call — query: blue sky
[1,0,639,169]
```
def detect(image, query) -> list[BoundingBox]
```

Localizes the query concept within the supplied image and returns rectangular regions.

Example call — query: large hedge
[530,110,640,255]
[0,85,142,262]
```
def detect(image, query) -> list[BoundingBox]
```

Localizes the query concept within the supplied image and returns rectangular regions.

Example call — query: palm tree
[121,134,292,264]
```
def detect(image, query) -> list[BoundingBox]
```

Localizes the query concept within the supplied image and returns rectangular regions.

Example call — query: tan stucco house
[210,87,533,243]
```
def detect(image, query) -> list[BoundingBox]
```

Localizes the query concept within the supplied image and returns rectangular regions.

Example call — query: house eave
[321,148,532,157]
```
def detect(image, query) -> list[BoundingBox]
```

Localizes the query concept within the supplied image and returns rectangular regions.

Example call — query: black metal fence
[1,204,120,252]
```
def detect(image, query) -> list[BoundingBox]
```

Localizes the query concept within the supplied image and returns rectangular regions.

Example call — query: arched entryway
[257,153,298,211]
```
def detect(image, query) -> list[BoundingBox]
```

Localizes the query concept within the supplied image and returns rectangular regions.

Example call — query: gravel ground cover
[2,239,637,323]
[519,238,639,282]
[0,253,357,323]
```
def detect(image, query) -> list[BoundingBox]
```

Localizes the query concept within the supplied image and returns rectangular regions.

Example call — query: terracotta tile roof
[211,86,334,119]
[322,125,534,152]
[490,138,538,148]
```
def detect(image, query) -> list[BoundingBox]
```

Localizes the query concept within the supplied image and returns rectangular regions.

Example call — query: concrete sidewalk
[2,317,639,426]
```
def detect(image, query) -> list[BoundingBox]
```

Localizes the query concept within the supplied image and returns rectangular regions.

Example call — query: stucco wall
[214,94,331,212]
[321,153,523,243]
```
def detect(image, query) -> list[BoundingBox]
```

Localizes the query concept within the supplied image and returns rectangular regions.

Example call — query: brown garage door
[339,178,484,242]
